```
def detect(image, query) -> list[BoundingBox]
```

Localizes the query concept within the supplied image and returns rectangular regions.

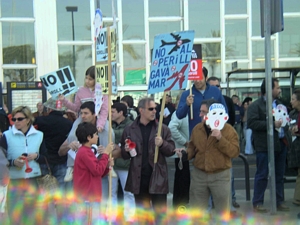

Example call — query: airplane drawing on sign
[164,64,188,91]
[160,33,191,55]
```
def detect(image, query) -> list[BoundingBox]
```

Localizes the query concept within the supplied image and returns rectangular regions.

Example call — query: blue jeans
[40,162,71,193]
[252,140,287,206]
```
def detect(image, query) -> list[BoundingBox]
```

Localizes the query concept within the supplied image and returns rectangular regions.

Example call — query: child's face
[85,75,95,89]
[90,132,98,145]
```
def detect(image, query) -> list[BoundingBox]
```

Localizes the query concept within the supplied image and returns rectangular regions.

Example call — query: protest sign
[96,27,116,62]
[188,44,203,80]
[96,62,117,95]
[94,8,103,41]
[148,31,195,94]
[40,66,78,99]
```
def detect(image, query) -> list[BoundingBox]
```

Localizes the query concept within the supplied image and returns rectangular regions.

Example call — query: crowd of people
[0,65,299,224]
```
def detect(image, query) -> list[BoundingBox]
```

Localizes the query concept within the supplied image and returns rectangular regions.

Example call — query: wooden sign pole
[106,26,113,225]
[154,92,167,163]
[190,85,193,120]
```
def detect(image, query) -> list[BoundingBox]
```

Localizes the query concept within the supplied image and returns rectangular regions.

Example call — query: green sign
[124,69,146,85]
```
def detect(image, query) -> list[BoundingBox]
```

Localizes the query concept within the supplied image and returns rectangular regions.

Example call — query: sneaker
[277,204,290,211]
[64,167,73,182]
[232,201,240,208]
[253,205,268,213]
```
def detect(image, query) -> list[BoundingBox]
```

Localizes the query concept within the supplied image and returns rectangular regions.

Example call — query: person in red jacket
[73,122,114,223]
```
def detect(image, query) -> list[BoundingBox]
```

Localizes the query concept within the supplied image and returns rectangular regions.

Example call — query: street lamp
[66,6,78,78]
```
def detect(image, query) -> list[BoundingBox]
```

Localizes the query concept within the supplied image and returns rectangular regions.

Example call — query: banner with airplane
[148,30,195,94]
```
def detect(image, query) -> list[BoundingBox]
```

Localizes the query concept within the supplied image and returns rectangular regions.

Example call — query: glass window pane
[2,22,35,64]
[252,0,261,37]
[122,0,144,40]
[279,61,300,68]
[225,0,247,14]
[56,1,91,41]
[3,69,36,89]
[225,20,248,59]
[226,63,250,91]
[279,17,300,58]
[97,0,117,17]
[149,0,180,16]
[189,1,220,38]
[0,0,33,17]
[202,43,221,78]
[124,44,146,85]
[58,45,92,86]
[284,0,300,13]
[252,40,275,68]
[149,22,181,53]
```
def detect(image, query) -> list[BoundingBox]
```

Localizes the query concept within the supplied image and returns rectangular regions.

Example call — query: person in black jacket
[248,78,290,213]
[34,98,73,190]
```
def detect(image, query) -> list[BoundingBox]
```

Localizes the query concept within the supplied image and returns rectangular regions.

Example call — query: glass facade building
[0,0,299,104]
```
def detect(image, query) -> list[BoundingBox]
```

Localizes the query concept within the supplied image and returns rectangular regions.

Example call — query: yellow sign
[11,83,17,88]
[96,64,109,94]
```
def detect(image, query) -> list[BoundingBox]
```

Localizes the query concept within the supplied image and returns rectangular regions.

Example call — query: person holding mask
[288,89,300,206]
[0,106,47,224]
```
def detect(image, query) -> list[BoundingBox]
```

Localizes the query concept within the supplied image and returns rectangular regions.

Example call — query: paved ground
[166,154,299,224]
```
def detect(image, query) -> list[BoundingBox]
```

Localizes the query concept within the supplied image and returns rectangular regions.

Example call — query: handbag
[36,157,59,193]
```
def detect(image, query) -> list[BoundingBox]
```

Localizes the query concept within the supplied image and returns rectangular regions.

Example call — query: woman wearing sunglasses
[0,106,47,224]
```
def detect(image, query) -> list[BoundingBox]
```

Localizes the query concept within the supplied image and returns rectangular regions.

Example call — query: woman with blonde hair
[0,106,47,224]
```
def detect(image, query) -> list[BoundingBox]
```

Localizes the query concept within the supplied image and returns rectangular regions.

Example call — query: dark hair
[293,89,300,101]
[76,122,98,144]
[242,97,253,106]
[231,94,239,99]
[261,78,279,95]
[121,95,134,108]
[206,76,220,83]
[85,66,95,79]
[201,99,220,109]
[138,97,154,109]
[112,102,127,117]
[80,101,95,115]
[202,66,208,79]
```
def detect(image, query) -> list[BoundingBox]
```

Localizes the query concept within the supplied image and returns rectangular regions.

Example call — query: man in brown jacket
[184,99,239,218]
[121,97,175,224]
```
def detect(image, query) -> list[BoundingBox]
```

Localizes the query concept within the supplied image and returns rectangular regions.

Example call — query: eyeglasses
[12,117,27,122]
[147,107,155,111]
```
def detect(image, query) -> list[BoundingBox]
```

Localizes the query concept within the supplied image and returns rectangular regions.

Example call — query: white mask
[204,103,228,130]
[273,104,290,127]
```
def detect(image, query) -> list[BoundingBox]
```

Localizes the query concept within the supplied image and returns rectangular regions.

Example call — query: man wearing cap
[33,98,73,190]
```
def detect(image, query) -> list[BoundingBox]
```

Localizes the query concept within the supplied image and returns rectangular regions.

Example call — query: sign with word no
[148,30,195,94]
[95,62,117,95]
[96,26,117,62]
[40,66,78,99]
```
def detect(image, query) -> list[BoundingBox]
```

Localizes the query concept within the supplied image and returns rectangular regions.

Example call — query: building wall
[0,0,299,105]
